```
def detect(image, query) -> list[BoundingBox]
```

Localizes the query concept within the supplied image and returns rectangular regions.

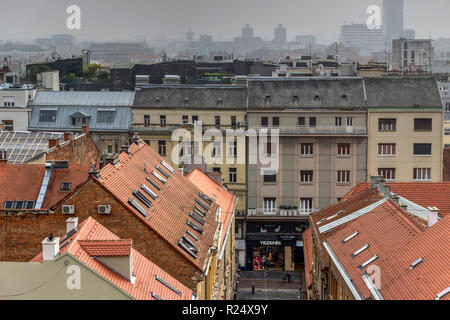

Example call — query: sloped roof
[186,167,237,253]
[0,163,91,209]
[30,91,135,107]
[95,141,219,271]
[343,182,450,216]
[302,227,313,289]
[78,240,132,257]
[31,217,192,300]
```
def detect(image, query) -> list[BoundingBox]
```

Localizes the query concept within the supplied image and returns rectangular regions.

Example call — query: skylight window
[151,292,163,300]
[195,198,209,211]
[193,208,206,218]
[435,287,450,300]
[133,190,152,208]
[187,230,199,241]
[342,231,359,244]
[187,220,204,233]
[155,275,182,296]
[152,171,167,184]
[128,198,147,217]
[179,238,198,259]
[60,182,72,191]
[410,258,424,270]
[351,244,369,258]
[190,212,205,226]
[161,160,175,173]
[182,236,199,252]
[141,184,157,200]
[199,192,213,205]
[156,165,171,179]
[194,206,206,215]
[359,255,378,269]
[146,177,161,191]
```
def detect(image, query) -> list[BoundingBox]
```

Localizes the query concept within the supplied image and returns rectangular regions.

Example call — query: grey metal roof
[0,131,64,164]
[30,91,135,107]
[133,85,247,110]
[28,105,133,132]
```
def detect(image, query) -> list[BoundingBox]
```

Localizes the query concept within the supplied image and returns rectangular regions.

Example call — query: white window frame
[263,198,277,214]
[300,198,313,214]
[337,170,351,184]
[378,143,396,156]
[378,168,396,181]
[301,143,314,156]
[414,168,431,181]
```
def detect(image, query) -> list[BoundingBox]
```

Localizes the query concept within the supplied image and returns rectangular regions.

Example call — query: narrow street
[236,270,307,300]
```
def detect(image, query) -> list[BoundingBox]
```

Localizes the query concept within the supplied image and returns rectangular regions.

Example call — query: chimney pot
[64,132,73,141]
[66,217,79,234]
[82,125,90,135]
[41,234,60,261]
[48,139,60,149]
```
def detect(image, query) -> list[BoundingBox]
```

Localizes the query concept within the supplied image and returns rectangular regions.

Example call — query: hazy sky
[2,0,449,43]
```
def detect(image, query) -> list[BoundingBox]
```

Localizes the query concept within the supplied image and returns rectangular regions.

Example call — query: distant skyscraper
[383,0,404,42]
[242,24,254,39]
[274,24,287,47]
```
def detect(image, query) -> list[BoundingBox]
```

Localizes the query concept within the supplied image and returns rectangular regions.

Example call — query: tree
[28,65,53,83]
[83,63,109,80]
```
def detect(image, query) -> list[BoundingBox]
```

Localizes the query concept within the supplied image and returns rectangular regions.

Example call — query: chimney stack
[64,132,73,141]
[66,217,79,234]
[82,125,90,136]
[48,139,60,149]
[0,150,7,164]
[427,207,440,227]
[41,234,60,261]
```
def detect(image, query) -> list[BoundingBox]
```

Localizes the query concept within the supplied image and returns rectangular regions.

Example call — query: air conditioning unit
[62,205,75,215]
[98,205,112,214]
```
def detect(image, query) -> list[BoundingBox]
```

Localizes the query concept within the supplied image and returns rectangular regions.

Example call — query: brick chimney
[64,132,73,141]
[66,217,79,234]
[0,150,7,164]
[41,234,60,261]
[427,207,440,227]
[0,124,4,130]
[82,125,90,136]
[48,139,60,149]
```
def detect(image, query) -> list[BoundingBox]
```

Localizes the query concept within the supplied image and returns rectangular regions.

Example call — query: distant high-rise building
[242,24,254,39]
[392,38,434,73]
[340,24,385,55]
[295,35,316,47]
[383,0,405,42]
[273,24,287,48]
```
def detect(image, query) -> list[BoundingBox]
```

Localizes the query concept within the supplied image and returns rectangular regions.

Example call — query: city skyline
[1,0,450,44]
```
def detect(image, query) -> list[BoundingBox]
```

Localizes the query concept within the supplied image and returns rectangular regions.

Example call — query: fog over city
[2,0,450,43]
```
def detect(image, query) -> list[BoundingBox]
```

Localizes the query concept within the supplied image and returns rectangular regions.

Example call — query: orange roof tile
[186,168,237,252]
[31,217,193,300]
[325,200,425,299]
[0,164,91,209]
[302,227,313,289]
[78,240,132,257]
[343,182,450,216]
[95,141,219,271]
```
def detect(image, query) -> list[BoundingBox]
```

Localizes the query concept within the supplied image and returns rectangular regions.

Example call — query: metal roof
[30,91,135,107]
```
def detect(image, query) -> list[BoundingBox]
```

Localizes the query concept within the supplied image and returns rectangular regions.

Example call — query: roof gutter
[218,195,238,260]
[323,241,364,300]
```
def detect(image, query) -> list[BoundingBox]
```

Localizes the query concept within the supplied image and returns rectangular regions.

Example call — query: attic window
[359,255,378,269]
[151,293,163,300]
[190,212,206,226]
[128,198,147,217]
[314,95,320,102]
[195,198,209,211]
[154,275,182,296]
[133,190,152,208]
[351,244,369,258]
[187,230,199,241]
[152,171,167,184]
[155,98,161,104]
[179,238,198,259]
[410,258,424,270]
[217,99,224,107]
[187,220,204,233]
[199,192,213,205]
[293,95,299,104]
[342,231,359,244]
[265,95,271,104]
[146,177,161,191]
[60,182,72,191]
[341,95,348,103]
[141,184,157,200]
[184,98,190,105]
[161,160,175,173]
[156,165,171,179]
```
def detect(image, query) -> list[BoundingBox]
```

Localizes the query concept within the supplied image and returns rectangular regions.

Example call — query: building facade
[0,84,36,131]
[392,39,434,73]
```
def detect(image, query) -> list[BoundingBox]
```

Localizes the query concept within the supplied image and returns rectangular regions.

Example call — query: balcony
[131,123,247,132]
[247,208,316,218]
[249,125,367,135]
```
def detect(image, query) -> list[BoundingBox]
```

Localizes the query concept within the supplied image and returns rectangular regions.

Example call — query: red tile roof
[95,141,219,271]
[78,240,132,257]
[325,200,425,300]
[302,227,313,290]
[343,182,450,216]
[186,168,237,252]
[0,163,91,209]
[31,217,193,300]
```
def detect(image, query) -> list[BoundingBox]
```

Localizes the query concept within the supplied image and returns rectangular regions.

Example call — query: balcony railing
[131,123,247,131]
[247,208,316,217]
[249,125,367,135]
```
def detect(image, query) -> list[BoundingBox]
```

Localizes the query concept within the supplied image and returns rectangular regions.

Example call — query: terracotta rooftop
[302,227,313,290]
[342,182,450,216]
[95,140,219,271]
[0,163,91,210]
[31,217,193,300]
[186,167,237,252]
[325,200,425,300]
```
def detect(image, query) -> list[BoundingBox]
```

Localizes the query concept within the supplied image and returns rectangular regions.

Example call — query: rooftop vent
[351,244,369,258]
[155,275,182,296]
[410,258,424,270]
[66,217,78,234]
[342,231,359,244]
[435,287,450,300]
[359,255,378,269]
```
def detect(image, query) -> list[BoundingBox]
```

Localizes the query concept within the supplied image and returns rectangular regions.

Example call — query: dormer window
[97,110,116,124]
[184,98,190,106]
[293,95,299,105]
[69,112,90,126]
[341,95,348,104]
[217,99,223,108]
[314,95,320,102]
[155,97,161,104]
[265,95,271,104]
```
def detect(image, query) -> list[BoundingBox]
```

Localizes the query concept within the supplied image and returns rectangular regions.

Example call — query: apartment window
[3,96,15,107]
[98,111,115,123]
[228,141,237,157]
[212,140,222,157]
[300,198,313,213]
[413,168,431,181]
[39,110,57,122]
[378,118,396,131]
[1,120,13,131]
[378,168,396,181]
[337,170,350,184]
[158,140,166,156]
[231,116,237,127]
[337,143,351,156]
[235,220,243,239]
[272,117,280,126]
[144,115,150,127]
[160,115,166,126]
[335,117,342,126]
[107,145,113,154]
[263,171,277,183]
[414,118,432,132]
[301,143,314,156]
[300,170,314,183]
[182,115,188,124]
[445,128,450,136]
[378,143,396,156]
[229,168,237,183]
[215,116,221,127]
[143,140,150,146]
[213,167,221,173]
[298,117,305,126]
[346,117,353,126]
[263,198,276,213]
[261,117,268,127]
[309,117,316,127]
[413,143,431,156]
[192,115,199,123]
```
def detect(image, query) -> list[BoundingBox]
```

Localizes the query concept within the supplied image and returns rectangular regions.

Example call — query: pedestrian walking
[286,272,291,283]
[251,282,256,295]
